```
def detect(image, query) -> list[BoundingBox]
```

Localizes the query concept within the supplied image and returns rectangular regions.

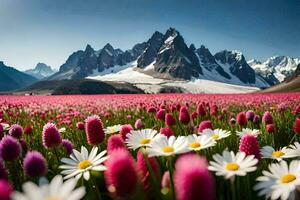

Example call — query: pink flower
[236,112,247,127]
[174,154,215,200]
[76,122,85,130]
[134,119,143,129]
[85,115,105,146]
[179,106,190,125]
[147,107,157,113]
[105,149,138,198]
[210,105,218,116]
[198,120,213,133]
[9,124,23,139]
[0,125,3,140]
[160,127,174,138]
[197,104,206,116]
[0,135,21,161]
[107,134,126,154]
[239,134,261,160]
[120,124,133,140]
[24,126,33,135]
[165,113,176,126]
[246,110,255,121]
[262,111,273,125]
[0,180,12,200]
[156,109,166,121]
[253,115,260,124]
[23,151,48,178]
[42,123,62,149]
[266,124,275,133]
[62,139,74,155]
[294,118,300,134]
[136,150,160,193]
[191,112,198,120]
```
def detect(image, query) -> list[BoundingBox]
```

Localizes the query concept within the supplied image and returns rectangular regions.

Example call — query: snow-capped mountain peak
[231,50,243,61]
[25,63,56,79]
[248,56,300,83]
[247,59,261,66]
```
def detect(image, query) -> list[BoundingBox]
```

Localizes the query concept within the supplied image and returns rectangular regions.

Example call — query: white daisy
[208,150,258,180]
[60,146,109,180]
[261,146,296,161]
[12,175,85,200]
[0,123,10,131]
[186,134,216,151]
[236,128,260,138]
[254,160,300,200]
[146,135,190,157]
[288,142,300,158]
[104,124,122,135]
[125,129,162,150]
[202,129,231,141]
[59,127,66,133]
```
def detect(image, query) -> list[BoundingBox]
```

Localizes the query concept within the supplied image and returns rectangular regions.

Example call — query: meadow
[0,93,299,200]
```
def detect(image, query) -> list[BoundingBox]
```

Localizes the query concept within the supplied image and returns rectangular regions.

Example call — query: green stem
[288,134,297,145]
[230,179,236,200]
[168,156,176,200]
[53,147,61,164]
[91,176,102,200]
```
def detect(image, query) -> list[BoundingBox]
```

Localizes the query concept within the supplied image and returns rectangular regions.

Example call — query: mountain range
[49,28,299,88]
[248,56,300,85]
[0,27,299,93]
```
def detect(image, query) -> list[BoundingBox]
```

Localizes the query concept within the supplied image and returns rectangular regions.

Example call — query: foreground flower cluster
[0,93,299,200]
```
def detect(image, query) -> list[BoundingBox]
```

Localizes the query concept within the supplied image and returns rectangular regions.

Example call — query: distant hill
[0,61,38,91]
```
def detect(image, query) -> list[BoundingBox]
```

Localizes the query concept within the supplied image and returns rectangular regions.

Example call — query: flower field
[0,93,300,200]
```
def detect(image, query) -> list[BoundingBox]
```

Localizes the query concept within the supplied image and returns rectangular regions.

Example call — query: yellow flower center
[78,160,92,169]
[226,162,239,171]
[139,138,151,145]
[272,151,284,158]
[111,127,118,132]
[45,197,62,200]
[189,141,201,149]
[212,134,219,140]
[281,174,296,183]
[108,185,116,193]
[162,146,174,153]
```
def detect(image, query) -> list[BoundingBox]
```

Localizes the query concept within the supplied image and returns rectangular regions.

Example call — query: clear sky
[0,0,299,70]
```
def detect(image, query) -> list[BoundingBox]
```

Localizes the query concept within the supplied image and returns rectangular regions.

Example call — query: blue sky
[0,0,299,70]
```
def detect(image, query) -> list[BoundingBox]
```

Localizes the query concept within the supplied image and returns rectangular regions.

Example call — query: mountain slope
[214,50,255,84]
[137,31,164,68]
[17,79,144,95]
[153,28,202,79]
[0,61,38,91]
[25,63,56,79]
[87,61,260,94]
[196,45,231,79]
